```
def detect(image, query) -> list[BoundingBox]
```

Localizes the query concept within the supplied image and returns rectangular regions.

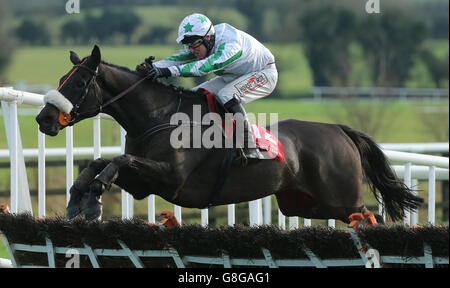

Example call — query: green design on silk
[180,43,242,77]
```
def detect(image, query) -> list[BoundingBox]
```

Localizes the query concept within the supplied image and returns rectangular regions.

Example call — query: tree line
[1,0,448,88]
[301,5,448,88]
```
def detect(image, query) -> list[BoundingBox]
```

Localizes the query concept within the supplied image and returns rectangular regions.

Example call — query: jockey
[137,13,278,163]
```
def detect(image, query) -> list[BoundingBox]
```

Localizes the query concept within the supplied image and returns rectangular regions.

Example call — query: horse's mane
[99,59,203,99]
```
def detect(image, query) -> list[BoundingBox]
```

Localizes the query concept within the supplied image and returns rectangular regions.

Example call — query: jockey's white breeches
[193,63,278,105]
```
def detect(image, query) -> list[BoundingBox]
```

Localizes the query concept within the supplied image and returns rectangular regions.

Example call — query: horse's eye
[76,81,84,88]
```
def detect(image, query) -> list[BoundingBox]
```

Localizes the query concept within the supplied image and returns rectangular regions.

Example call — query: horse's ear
[87,45,101,69]
[70,51,81,65]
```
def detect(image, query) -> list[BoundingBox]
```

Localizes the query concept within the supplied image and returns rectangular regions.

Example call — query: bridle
[57,59,100,126]
[57,60,147,127]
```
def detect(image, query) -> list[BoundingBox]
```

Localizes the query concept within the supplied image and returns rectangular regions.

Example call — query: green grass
[4,42,313,97]
[0,238,8,259]
[6,45,181,85]
[267,43,313,96]
[4,39,448,99]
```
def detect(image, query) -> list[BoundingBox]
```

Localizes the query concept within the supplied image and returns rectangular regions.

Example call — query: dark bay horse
[36,45,423,223]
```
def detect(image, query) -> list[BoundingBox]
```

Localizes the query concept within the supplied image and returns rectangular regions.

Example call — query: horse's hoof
[85,196,102,221]
[66,205,82,221]
[90,180,104,196]
[85,206,102,221]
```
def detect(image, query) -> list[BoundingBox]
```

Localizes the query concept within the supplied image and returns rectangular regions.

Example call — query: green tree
[0,0,16,82]
[82,8,141,44]
[61,20,85,45]
[357,10,427,87]
[420,50,449,88]
[300,5,357,86]
[102,8,141,44]
[139,26,173,44]
[16,20,51,46]
[235,0,272,41]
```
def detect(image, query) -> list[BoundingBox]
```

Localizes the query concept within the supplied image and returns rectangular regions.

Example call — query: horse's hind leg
[66,158,111,220]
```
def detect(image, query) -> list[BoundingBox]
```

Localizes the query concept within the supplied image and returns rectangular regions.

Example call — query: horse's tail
[338,124,423,222]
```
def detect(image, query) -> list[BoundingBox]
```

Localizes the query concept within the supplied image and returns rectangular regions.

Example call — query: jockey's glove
[146,66,171,81]
[135,62,151,77]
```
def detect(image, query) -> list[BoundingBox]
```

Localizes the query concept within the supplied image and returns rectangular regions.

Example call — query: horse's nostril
[43,116,55,125]
[36,114,53,126]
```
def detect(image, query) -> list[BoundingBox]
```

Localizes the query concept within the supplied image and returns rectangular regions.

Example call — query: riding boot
[224,99,263,166]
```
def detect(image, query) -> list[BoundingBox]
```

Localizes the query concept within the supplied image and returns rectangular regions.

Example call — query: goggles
[187,38,204,49]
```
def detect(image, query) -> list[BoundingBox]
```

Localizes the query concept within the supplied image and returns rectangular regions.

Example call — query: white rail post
[278,209,285,229]
[1,97,33,214]
[3,101,18,213]
[66,126,74,206]
[249,199,262,226]
[38,128,46,218]
[93,116,101,158]
[403,163,412,225]
[289,217,298,229]
[148,195,155,223]
[174,205,182,225]
[263,196,271,225]
[328,219,335,228]
[228,204,235,226]
[93,116,101,220]
[201,208,208,227]
[304,218,311,227]
[120,127,134,219]
[1,87,40,215]
[428,166,436,225]
[411,179,419,226]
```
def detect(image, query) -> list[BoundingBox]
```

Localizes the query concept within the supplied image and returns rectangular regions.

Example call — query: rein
[99,77,147,113]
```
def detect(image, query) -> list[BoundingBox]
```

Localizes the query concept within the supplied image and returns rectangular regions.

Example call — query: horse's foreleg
[84,154,173,220]
[66,158,111,220]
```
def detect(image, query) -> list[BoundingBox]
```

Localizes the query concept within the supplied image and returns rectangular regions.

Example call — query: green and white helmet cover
[176,13,215,43]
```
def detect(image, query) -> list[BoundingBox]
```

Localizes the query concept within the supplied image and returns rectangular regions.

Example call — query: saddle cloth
[198,88,284,162]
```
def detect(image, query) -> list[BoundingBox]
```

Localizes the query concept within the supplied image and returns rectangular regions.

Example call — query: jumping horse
[36,45,423,224]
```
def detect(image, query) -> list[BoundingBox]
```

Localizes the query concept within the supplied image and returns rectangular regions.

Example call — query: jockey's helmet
[176,13,215,52]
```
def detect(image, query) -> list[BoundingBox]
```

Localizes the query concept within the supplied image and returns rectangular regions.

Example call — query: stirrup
[233,148,263,167]
[245,148,264,159]
[233,148,249,167]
